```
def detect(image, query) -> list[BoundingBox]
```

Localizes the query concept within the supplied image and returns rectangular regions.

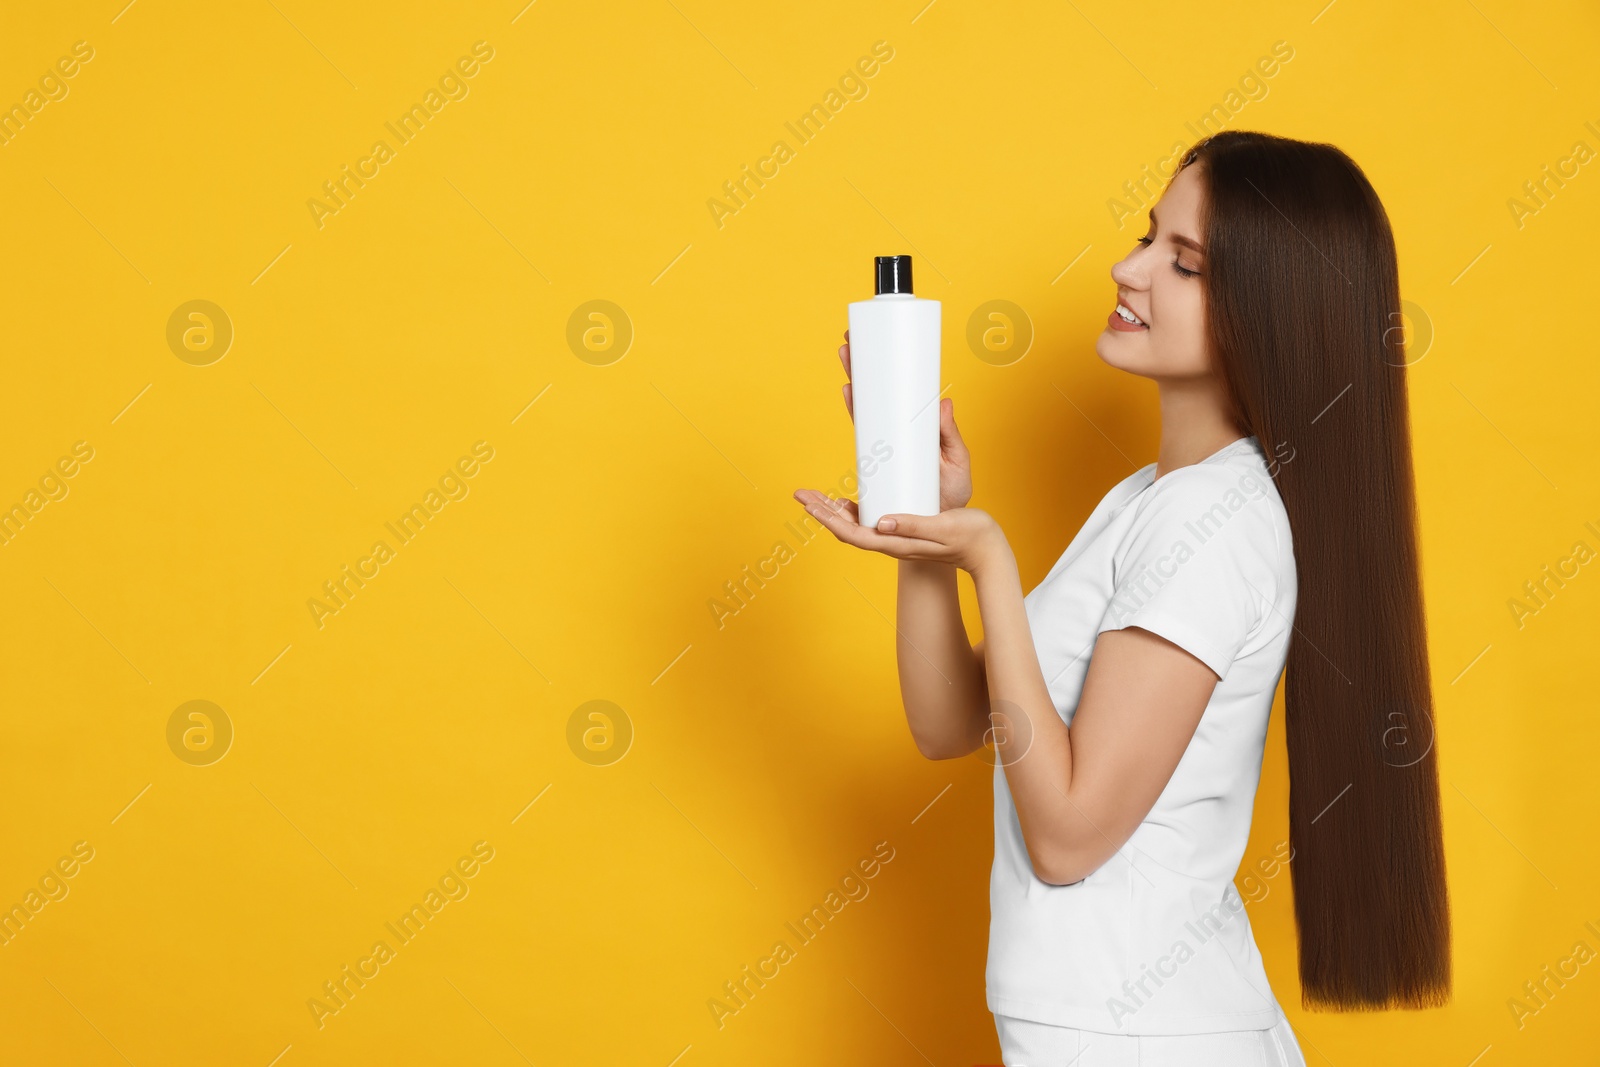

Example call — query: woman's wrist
[967,518,1016,583]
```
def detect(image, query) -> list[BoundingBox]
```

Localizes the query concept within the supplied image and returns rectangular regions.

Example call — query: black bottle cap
[874,255,913,295]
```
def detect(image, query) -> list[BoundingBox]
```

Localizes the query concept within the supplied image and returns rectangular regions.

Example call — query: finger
[797,494,880,550]
[796,495,942,558]
[794,490,858,525]
[812,493,865,528]
[842,382,853,420]
[839,341,851,380]
[939,397,970,463]
[872,512,945,542]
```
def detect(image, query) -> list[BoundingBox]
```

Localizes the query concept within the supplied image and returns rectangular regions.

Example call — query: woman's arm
[795,499,1220,886]
[969,537,1218,884]
[893,559,989,760]
[821,331,992,762]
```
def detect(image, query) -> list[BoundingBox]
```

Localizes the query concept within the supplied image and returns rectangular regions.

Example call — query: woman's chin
[1094,332,1139,373]
[1095,338,1214,385]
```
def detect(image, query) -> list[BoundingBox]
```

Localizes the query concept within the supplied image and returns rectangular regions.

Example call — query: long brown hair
[1176,131,1451,1009]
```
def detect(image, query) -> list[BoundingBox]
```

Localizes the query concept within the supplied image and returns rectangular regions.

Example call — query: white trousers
[994,1009,1307,1067]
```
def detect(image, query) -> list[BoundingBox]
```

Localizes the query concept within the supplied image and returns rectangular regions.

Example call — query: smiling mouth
[1114,304,1146,327]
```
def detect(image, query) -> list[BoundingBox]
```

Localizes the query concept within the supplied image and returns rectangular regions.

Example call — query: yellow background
[2,1,1597,1064]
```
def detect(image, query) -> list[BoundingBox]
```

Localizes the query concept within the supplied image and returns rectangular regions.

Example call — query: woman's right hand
[840,329,974,511]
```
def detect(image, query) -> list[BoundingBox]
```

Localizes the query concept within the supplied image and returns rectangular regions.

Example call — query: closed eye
[1136,235,1201,278]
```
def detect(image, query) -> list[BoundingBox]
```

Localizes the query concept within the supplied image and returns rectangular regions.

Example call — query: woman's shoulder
[1129,438,1291,557]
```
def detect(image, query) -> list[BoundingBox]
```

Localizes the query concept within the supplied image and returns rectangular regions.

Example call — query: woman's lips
[1107,308,1148,332]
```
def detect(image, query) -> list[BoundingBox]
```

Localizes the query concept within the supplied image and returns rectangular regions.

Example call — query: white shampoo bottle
[847,255,941,529]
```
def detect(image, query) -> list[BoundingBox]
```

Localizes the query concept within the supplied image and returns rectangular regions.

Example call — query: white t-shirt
[986,435,1297,1036]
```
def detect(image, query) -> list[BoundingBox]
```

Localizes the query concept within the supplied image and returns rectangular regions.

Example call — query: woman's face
[1095,162,1211,381]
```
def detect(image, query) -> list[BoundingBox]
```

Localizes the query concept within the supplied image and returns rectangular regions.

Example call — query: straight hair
[1176,130,1451,1010]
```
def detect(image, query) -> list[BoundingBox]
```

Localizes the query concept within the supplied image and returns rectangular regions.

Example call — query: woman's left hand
[791,490,1010,576]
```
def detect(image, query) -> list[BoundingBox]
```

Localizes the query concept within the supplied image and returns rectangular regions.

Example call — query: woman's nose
[1110,251,1144,289]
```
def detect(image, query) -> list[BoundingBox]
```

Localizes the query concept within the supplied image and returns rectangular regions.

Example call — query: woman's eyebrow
[1149,205,1207,255]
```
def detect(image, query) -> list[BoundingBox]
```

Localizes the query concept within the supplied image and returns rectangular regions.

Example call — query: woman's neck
[1153,375,1245,480]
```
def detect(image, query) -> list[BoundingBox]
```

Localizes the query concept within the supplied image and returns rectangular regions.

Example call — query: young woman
[793,130,1451,1066]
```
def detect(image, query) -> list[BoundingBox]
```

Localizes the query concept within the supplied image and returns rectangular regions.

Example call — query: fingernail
[877,518,897,532]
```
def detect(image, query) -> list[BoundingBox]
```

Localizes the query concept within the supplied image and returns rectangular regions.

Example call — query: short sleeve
[1096,465,1281,681]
